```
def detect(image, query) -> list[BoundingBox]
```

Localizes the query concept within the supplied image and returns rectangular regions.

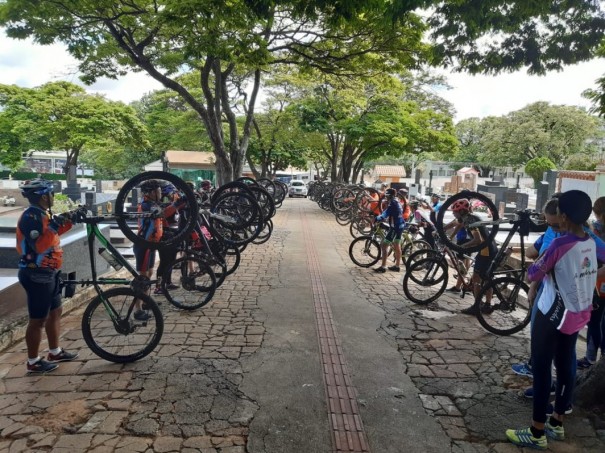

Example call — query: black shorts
[133,243,156,273]
[474,255,493,278]
[18,268,62,319]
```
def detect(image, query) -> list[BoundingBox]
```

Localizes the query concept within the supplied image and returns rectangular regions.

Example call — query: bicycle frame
[61,218,143,296]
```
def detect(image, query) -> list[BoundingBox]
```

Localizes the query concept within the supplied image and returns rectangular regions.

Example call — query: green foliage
[450,103,603,171]
[0,81,150,179]
[52,193,77,214]
[525,157,556,187]
[0,171,66,181]
[562,153,600,172]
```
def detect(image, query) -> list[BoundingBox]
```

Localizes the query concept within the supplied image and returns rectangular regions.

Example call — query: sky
[1,34,603,122]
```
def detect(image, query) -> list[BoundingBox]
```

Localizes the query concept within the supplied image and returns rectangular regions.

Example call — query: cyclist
[445,198,497,315]
[153,183,181,295]
[134,180,186,317]
[373,188,405,273]
[421,193,443,225]
[409,199,436,249]
[397,188,411,222]
[16,179,78,373]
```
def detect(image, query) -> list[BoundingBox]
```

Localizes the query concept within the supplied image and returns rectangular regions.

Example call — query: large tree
[294,73,458,183]
[478,102,602,168]
[3,1,603,183]
[0,81,149,179]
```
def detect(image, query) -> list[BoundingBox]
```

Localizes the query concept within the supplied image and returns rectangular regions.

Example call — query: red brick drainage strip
[301,210,371,453]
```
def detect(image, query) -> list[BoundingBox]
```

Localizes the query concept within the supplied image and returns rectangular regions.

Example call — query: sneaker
[166,283,178,290]
[524,383,556,398]
[134,310,151,321]
[545,420,565,441]
[546,403,573,416]
[153,287,164,295]
[512,362,533,378]
[47,349,78,363]
[505,427,547,450]
[387,265,400,272]
[27,358,59,374]
[460,303,492,315]
[445,286,461,293]
[576,357,594,369]
[374,267,386,273]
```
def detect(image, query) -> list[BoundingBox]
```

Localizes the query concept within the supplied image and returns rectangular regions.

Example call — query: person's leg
[586,296,605,362]
[26,318,46,359]
[19,269,53,360]
[393,243,402,267]
[531,311,557,426]
[552,329,579,421]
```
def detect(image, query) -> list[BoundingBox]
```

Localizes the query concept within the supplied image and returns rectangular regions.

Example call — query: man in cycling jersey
[16,179,79,374]
[374,188,405,273]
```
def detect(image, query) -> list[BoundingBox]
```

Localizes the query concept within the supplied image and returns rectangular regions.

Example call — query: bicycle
[435,191,544,335]
[60,207,164,363]
[402,243,475,305]
[348,221,430,268]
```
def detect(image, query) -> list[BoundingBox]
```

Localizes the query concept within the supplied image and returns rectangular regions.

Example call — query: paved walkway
[0,200,604,452]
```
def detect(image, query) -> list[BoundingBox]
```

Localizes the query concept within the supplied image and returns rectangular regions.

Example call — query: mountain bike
[435,191,544,335]
[348,222,430,268]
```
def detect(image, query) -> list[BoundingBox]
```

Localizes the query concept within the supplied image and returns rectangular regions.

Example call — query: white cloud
[438,60,604,121]
[0,35,162,104]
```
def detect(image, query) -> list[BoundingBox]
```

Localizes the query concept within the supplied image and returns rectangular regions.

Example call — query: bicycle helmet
[385,188,396,198]
[409,200,419,209]
[140,179,161,193]
[20,179,54,199]
[201,180,212,190]
[397,188,408,197]
[451,198,471,213]
[161,183,177,196]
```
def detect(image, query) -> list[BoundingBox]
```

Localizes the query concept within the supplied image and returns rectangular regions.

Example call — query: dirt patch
[26,399,91,433]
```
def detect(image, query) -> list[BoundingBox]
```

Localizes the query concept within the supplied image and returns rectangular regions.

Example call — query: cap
[558,190,592,224]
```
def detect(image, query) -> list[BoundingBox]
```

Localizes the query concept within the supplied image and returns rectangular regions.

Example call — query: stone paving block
[153,436,183,452]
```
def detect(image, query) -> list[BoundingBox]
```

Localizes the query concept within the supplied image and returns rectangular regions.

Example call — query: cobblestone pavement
[0,199,604,452]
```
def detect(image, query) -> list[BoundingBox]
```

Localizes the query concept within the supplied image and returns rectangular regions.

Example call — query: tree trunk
[574,356,605,408]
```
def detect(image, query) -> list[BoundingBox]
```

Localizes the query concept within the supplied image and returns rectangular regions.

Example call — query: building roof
[165,150,215,167]
[373,165,406,177]
[457,166,479,175]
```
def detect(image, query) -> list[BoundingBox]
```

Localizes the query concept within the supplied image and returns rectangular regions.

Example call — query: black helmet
[385,188,396,198]
[20,179,54,198]
[140,179,161,193]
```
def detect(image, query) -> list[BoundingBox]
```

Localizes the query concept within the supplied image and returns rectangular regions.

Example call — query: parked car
[288,180,308,198]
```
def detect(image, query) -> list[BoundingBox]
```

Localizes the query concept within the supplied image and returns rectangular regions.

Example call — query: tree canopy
[2,1,603,182]
[0,81,149,177]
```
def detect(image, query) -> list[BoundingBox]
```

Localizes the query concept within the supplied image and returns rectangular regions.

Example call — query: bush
[0,171,66,181]
[525,157,556,188]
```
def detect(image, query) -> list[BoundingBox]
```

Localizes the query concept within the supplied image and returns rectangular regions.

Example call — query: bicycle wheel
[402,239,432,258]
[435,191,499,254]
[252,219,273,245]
[114,171,198,250]
[348,236,381,268]
[349,216,373,238]
[163,255,217,310]
[475,277,531,336]
[81,287,163,363]
[402,257,448,305]
[405,248,443,268]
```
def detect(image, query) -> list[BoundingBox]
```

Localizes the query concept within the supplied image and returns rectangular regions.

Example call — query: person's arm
[528,242,559,282]
[462,227,482,249]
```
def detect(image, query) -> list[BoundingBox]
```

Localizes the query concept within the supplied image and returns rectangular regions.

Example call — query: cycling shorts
[18,268,62,319]
[384,226,404,244]
[133,243,156,273]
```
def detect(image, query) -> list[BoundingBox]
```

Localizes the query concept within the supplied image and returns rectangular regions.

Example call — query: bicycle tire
[211,191,262,230]
[475,277,531,336]
[404,248,443,269]
[114,171,197,250]
[348,237,381,268]
[435,191,499,254]
[402,239,432,258]
[81,287,163,363]
[163,255,217,310]
[252,219,273,245]
[402,257,448,305]
[349,217,373,238]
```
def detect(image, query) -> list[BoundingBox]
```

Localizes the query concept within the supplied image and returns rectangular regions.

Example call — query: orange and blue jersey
[137,196,182,242]
[16,206,72,270]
